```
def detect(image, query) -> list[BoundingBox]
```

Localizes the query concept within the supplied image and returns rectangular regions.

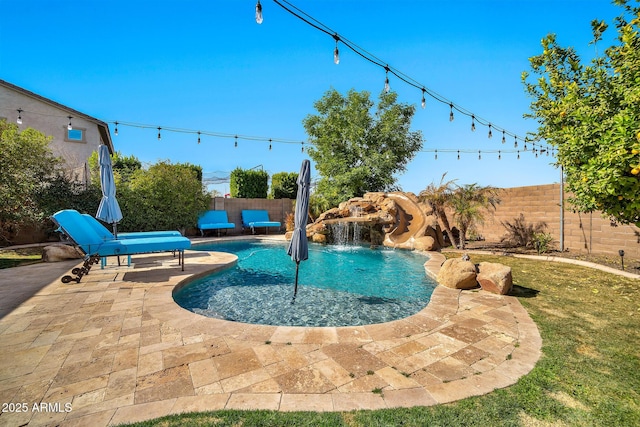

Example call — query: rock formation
[305,191,444,251]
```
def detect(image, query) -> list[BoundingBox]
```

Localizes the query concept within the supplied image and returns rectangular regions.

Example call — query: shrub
[270,172,298,199]
[500,214,547,248]
[533,232,555,254]
[230,168,269,198]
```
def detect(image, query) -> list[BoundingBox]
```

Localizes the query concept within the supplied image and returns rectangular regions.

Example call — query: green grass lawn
[118,253,640,427]
[0,247,42,269]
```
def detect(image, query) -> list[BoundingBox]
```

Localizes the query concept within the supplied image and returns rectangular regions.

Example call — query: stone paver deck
[0,242,541,426]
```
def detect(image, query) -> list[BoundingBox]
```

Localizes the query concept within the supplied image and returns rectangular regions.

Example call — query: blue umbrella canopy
[96,144,123,234]
[287,159,311,298]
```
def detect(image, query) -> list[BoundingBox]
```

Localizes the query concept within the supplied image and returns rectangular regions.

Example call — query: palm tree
[450,184,501,249]
[418,173,458,248]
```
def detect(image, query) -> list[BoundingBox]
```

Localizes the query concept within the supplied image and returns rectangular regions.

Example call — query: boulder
[477,262,513,295]
[437,258,478,289]
[311,233,327,243]
[42,244,83,262]
[413,236,437,251]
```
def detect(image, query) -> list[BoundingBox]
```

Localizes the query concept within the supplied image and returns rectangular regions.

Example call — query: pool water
[173,240,436,327]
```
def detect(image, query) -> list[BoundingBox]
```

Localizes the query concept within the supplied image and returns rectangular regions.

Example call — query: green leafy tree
[270,172,298,199]
[522,0,640,226]
[303,89,423,208]
[449,184,501,250]
[88,150,142,185]
[122,161,210,233]
[0,120,61,243]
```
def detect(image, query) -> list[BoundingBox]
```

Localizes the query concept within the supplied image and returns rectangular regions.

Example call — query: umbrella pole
[292,261,300,303]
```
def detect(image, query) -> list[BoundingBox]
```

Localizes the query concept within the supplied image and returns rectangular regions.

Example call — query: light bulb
[384,66,390,93]
[471,115,476,132]
[269,139,272,151]
[478,150,481,160]
[457,151,460,160]
[498,150,501,160]
[434,149,437,160]
[157,127,162,141]
[421,89,426,109]
[234,136,238,147]
[114,121,118,136]
[197,131,201,144]
[514,137,518,148]
[255,1,263,24]
[517,150,520,159]
[67,116,73,130]
[16,109,22,125]
[334,45,339,64]
[449,104,454,121]
[502,130,506,144]
[488,124,493,138]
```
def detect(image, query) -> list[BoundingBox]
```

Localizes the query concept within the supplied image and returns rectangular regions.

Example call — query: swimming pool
[173,240,436,327]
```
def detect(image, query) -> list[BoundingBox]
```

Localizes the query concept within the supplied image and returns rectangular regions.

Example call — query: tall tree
[522,0,640,226]
[418,173,457,247]
[450,184,501,250]
[0,120,61,243]
[303,89,423,208]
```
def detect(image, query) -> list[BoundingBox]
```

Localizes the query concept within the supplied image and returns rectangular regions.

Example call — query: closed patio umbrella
[287,159,311,301]
[96,144,123,237]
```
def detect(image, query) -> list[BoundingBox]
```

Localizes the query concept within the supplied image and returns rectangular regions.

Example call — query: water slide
[382,192,430,249]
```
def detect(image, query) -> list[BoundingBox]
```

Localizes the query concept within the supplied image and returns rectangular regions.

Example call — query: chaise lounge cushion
[82,214,182,240]
[197,211,235,235]
[241,210,281,233]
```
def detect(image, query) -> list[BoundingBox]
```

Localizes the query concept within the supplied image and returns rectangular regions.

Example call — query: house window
[65,127,86,143]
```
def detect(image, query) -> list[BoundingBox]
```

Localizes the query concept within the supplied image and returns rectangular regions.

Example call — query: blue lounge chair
[241,210,281,234]
[52,209,191,283]
[197,210,235,236]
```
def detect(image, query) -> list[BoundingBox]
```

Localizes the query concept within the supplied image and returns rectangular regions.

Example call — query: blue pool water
[173,240,436,327]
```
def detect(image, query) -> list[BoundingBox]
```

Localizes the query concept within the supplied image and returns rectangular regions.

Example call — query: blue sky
[0,0,623,195]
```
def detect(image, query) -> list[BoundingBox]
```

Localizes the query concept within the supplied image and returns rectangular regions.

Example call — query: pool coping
[0,237,541,426]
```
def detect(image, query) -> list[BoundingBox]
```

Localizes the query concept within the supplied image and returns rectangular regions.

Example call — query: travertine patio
[0,240,541,426]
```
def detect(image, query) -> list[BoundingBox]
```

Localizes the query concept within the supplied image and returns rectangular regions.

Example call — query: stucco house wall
[0,79,114,184]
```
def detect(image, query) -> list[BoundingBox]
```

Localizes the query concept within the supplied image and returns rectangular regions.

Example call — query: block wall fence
[209,197,294,234]
[465,183,640,258]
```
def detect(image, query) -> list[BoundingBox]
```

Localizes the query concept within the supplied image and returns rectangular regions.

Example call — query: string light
[384,65,390,93]
[197,131,201,144]
[114,121,118,136]
[421,88,426,109]
[514,136,518,148]
[255,0,263,24]
[517,150,520,159]
[301,141,304,152]
[67,116,73,131]
[16,109,22,125]
[333,33,340,64]
[471,115,476,132]
[498,150,501,160]
[157,127,161,141]
[269,139,272,150]
[457,150,460,160]
[434,149,437,160]
[267,0,553,155]
[478,150,481,160]
[234,135,238,147]
[524,142,528,151]
[488,124,493,139]
[502,130,506,144]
